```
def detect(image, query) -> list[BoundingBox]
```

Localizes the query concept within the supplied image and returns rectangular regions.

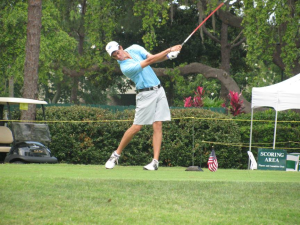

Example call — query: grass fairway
[0,164,299,225]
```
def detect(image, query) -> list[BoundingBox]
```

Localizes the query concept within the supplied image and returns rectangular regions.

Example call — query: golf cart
[0,97,57,164]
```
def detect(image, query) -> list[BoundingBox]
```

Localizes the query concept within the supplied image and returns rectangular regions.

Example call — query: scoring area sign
[257,149,287,171]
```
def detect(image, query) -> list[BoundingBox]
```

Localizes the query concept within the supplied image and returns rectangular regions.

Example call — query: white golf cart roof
[0,97,48,105]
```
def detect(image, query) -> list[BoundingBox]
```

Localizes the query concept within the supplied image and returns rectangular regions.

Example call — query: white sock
[153,159,159,163]
[114,151,120,157]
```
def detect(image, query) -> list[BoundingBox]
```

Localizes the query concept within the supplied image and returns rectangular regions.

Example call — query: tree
[57,0,299,112]
[1,0,299,113]
[21,0,42,120]
[0,1,28,97]
[51,0,125,103]
[243,0,300,75]
[0,1,78,102]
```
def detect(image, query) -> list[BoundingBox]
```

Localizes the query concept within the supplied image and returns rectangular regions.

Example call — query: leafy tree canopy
[1,0,299,109]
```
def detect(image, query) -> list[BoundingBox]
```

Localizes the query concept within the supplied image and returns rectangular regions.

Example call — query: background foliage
[3,0,297,105]
[243,0,300,74]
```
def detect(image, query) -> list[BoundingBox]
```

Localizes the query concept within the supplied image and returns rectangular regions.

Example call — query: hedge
[11,106,300,169]
[15,106,242,168]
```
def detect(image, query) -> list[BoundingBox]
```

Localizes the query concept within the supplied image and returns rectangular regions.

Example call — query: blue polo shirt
[118,44,160,90]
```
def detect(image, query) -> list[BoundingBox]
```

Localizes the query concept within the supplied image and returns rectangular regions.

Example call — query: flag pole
[185,117,204,171]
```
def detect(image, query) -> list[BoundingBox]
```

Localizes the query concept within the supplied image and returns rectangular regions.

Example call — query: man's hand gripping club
[167,51,180,60]
[167,45,182,60]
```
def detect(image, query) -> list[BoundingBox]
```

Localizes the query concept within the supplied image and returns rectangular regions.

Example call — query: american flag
[208,149,218,172]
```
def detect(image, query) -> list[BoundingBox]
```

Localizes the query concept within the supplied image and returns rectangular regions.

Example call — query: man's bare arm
[140,45,182,68]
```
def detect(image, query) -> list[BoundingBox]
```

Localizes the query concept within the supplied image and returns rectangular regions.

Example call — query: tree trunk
[200,2,244,105]
[273,43,300,75]
[219,22,231,101]
[220,23,231,73]
[70,0,86,104]
[70,34,84,104]
[21,0,42,121]
[70,77,79,104]
[52,82,61,104]
[9,77,14,97]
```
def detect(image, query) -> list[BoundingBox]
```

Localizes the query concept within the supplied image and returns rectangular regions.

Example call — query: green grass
[0,164,299,225]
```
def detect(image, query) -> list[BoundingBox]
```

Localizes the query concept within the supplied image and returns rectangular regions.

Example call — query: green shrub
[11,106,243,168]
[202,97,224,107]
[163,109,242,168]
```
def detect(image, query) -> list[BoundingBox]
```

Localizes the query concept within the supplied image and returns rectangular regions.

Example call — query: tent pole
[273,110,278,149]
[248,108,254,170]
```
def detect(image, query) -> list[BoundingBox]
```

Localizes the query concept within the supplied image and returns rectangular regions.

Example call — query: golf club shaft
[181,1,226,46]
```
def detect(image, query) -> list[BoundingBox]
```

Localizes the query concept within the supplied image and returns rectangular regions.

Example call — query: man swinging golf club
[105,41,182,170]
[104,1,225,170]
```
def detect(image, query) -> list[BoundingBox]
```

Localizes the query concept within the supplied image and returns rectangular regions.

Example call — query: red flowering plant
[184,96,193,107]
[193,86,204,107]
[184,86,205,107]
[227,91,245,116]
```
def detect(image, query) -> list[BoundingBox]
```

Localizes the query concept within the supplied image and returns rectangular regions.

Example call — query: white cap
[106,41,119,56]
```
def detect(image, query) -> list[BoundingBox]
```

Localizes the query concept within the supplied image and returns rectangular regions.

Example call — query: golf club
[181,1,227,46]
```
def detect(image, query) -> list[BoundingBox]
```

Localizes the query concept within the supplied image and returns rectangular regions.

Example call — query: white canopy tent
[249,73,300,155]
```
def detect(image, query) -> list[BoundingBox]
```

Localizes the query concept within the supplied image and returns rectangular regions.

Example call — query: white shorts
[134,86,171,125]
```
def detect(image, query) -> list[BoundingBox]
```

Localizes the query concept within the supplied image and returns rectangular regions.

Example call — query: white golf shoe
[143,159,159,171]
[105,151,120,169]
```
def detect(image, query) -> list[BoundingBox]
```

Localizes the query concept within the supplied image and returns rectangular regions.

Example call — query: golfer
[105,41,182,170]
